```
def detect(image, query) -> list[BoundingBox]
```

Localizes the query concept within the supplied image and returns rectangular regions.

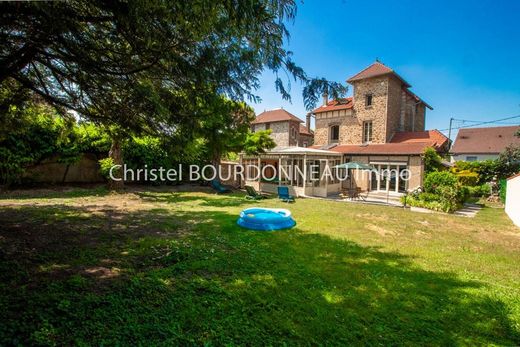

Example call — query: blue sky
[252,0,520,136]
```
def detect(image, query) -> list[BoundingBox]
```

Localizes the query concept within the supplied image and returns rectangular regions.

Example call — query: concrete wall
[24,153,104,183]
[451,153,500,162]
[506,175,520,227]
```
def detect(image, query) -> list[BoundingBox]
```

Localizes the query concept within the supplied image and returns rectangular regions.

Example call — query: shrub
[423,147,444,174]
[466,184,491,197]
[424,171,458,194]
[98,157,116,180]
[454,170,479,186]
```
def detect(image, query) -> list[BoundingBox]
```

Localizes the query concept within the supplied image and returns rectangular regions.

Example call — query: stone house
[451,126,520,162]
[309,61,448,194]
[241,62,448,199]
[251,108,314,147]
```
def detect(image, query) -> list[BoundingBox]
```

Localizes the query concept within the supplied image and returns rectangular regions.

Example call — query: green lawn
[1,185,519,345]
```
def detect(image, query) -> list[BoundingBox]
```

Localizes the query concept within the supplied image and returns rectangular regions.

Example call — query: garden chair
[245,185,266,200]
[277,186,295,203]
[211,179,232,194]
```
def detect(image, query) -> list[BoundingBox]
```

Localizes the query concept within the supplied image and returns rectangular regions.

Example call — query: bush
[98,157,116,180]
[454,170,479,186]
[424,171,458,194]
[406,171,467,213]
[466,184,491,197]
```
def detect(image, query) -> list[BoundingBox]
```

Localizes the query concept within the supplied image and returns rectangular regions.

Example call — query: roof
[299,124,313,136]
[404,89,433,110]
[390,130,449,148]
[310,130,449,155]
[347,61,411,88]
[252,109,303,124]
[267,146,341,155]
[312,97,353,114]
[507,172,520,181]
[451,126,520,154]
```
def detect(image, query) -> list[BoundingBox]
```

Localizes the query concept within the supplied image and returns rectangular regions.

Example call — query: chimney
[306,112,311,132]
[322,92,328,106]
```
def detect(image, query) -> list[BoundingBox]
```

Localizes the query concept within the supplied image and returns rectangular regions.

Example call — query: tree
[423,147,444,174]
[0,0,347,132]
[244,130,277,155]
[193,94,255,166]
[496,144,520,178]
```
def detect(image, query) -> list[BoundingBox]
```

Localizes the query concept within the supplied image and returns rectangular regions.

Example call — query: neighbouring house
[451,126,520,162]
[505,173,520,227]
[241,61,449,198]
[251,108,314,147]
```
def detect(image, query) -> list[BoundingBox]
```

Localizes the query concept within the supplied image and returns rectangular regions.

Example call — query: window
[466,156,478,162]
[291,126,296,139]
[303,142,308,147]
[265,122,270,130]
[363,121,373,143]
[365,94,373,107]
[330,125,340,143]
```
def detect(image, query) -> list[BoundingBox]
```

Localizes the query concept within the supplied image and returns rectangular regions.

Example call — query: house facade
[451,126,520,162]
[242,62,449,198]
[311,61,448,194]
[251,109,314,147]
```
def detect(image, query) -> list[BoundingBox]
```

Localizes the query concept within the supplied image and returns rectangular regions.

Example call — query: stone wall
[298,133,314,147]
[386,76,403,140]
[351,76,390,144]
[252,120,303,147]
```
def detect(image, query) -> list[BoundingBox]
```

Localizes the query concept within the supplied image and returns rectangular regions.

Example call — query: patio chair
[245,185,266,200]
[211,179,232,194]
[277,186,295,203]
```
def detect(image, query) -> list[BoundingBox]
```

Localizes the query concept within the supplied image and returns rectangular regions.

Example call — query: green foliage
[466,184,491,197]
[98,158,116,180]
[452,160,498,185]
[423,147,444,174]
[244,130,277,155]
[1,0,346,137]
[496,144,520,179]
[499,179,507,203]
[424,171,458,194]
[409,171,466,213]
[453,170,479,186]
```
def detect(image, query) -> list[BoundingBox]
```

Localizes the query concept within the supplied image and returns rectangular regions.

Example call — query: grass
[1,185,519,345]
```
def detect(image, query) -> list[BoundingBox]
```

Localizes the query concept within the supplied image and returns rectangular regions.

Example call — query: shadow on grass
[0,185,111,200]
[0,204,518,345]
[135,190,268,208]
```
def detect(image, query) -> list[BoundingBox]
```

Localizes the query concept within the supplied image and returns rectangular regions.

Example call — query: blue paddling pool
[237,207,296,231]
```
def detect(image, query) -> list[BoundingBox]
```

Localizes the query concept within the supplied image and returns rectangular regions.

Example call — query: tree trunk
[108,137,124,190]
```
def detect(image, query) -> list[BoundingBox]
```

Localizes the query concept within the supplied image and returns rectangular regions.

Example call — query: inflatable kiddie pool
[237,207,296,231]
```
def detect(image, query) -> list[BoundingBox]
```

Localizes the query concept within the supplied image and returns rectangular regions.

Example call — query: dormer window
[330,125,340,143]
[365,94,373,107]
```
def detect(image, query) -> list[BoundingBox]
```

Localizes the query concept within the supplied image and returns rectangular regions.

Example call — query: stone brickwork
[314,74,428,146]
[386,76,403,141]
[252,120,308,147]
[351,76,390,144]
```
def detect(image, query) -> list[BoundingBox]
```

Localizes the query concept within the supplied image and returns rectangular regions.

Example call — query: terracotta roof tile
[312,97,353,114]
[451,126,520,154]
[329,142,434,155]
[310,130,448,155]
[347,61,411,87]
[299,124,313,136]
[252,109,304,124]
[390,130,448,149]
